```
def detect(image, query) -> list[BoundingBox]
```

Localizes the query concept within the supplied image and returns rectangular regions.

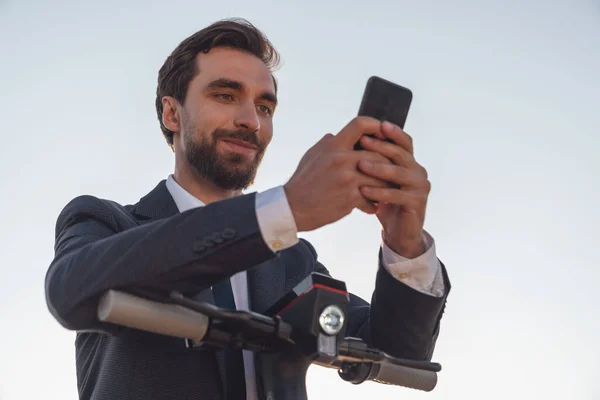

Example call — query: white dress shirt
[164,174,444,400]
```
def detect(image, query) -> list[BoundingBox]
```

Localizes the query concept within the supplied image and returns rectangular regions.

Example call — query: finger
[357,200,379,215]
[358,161,426,188]
[381,121,414,155]
[335,116,383,149]
[359,134,415,167]
[358,173,394,189]
[302,133,335,163]
[351,149,395,166]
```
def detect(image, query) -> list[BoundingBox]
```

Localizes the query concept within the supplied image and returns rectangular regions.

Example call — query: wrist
[283,183,308,232]
[383,233,426,259]
[255,187,299,252]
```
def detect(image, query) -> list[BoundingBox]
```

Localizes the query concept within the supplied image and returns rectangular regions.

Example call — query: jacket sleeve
[302,239,450,361]
[366,253,451,360]
[45,193,276,334]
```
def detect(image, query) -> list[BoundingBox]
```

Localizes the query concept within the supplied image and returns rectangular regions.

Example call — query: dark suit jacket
[45,180,451,400]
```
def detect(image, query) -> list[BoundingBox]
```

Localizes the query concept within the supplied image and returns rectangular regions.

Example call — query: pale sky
[1,0,599,399]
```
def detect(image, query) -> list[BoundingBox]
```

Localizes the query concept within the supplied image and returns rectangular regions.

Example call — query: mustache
[213,129,263,149]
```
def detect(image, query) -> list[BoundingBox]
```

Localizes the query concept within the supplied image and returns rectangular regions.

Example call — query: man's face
[176,47,277,191]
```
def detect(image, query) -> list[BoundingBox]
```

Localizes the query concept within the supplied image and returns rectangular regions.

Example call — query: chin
[223,154,257,169]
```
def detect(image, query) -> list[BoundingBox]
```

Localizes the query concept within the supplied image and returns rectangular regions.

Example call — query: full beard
[182,119,266,191]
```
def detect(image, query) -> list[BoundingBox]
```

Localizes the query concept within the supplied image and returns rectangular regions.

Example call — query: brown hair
[155,18,281,146]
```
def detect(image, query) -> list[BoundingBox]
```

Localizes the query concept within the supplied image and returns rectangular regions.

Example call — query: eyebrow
[206,78,278,106]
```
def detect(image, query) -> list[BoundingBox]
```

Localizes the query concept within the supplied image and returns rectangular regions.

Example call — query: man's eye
[258,105,273,115]
[216,93,233,101]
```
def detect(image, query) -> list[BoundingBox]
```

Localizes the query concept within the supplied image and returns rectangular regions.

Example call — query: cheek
[187,98,226,128]
[182,111,218,143]
[261,120,274,145]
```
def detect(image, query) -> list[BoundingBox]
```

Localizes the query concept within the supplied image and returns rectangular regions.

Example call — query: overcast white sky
[1,0,599,399]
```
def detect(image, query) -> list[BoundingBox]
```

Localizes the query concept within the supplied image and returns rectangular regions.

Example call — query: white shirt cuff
[255,186,299,252]
[381,230,445,297]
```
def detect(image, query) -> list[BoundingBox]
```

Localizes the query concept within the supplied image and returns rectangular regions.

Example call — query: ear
[161,96,181,134]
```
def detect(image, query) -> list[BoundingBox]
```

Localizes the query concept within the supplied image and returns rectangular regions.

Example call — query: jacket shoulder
[55,195,133,238]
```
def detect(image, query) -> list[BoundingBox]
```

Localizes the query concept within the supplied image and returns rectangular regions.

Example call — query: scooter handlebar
[370,362,438,392]
[97,290,439,393]
[98,290,209,341]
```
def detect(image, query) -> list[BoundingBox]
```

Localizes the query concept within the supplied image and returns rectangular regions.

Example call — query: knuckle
[340,169,355,184]
[424,179,432,193]
[350,117,364,133]
[354,116,367,125]
[381,193,392,204]
[319,133,335,149]
[368,152,391,165]
[353,116,373,131]
[330,152,346,167]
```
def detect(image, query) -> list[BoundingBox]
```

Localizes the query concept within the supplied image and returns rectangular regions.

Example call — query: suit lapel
[131,180,180,220]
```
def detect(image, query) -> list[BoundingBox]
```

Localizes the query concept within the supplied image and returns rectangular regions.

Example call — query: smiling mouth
[219,138,259,155]
[220,138,259,150]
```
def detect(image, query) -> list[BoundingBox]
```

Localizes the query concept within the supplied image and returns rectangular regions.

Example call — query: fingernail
[362,160,373,169]
[382,121,394,132]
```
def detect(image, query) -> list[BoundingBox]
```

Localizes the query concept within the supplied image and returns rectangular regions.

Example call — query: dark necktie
[212,279,247,400]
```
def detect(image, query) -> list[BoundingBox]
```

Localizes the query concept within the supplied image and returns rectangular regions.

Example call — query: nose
[233,101,260,132]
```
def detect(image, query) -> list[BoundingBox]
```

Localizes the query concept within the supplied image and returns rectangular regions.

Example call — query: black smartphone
[354,76,413,150]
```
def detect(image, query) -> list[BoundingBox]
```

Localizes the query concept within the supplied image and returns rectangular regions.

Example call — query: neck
[173,162,242,204]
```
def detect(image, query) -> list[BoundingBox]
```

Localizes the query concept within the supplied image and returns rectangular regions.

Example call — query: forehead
[193,47,275,92]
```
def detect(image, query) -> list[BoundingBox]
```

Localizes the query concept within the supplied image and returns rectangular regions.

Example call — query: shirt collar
[165,174,205,213]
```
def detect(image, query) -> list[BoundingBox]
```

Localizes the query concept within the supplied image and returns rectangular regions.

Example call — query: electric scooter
[97,272,442,399]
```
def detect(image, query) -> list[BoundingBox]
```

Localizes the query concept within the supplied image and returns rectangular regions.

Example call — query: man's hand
[356,121,431,259]
[284,117,393,232]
